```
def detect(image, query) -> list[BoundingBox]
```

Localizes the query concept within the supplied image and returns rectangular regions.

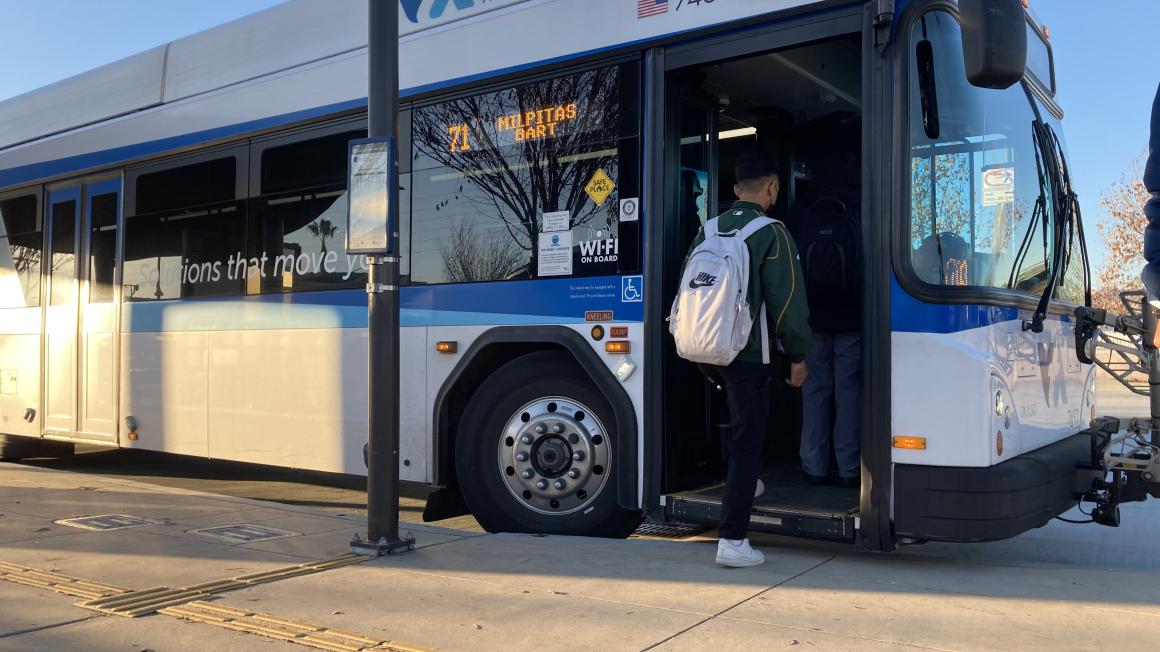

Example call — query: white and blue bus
[0,0,1102,550]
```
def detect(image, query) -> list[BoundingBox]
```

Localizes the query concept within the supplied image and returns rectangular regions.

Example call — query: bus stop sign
[346,136,398,256]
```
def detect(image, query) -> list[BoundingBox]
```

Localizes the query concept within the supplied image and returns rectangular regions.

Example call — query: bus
[0,0,1105,550]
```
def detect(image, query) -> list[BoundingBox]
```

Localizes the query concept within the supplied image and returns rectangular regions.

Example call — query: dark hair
[734,147,781,187]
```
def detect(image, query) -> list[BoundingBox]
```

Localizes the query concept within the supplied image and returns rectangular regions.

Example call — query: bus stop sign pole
[349,0,414,556]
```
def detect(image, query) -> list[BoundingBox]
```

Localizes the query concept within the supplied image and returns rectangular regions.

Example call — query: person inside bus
[686,148,812,567]
[790,148,863,489]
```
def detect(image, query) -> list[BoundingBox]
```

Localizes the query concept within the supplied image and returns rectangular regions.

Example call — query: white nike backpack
[668,215,776,366]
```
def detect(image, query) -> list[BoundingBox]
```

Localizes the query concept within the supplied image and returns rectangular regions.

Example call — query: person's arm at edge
[761,223,812,363]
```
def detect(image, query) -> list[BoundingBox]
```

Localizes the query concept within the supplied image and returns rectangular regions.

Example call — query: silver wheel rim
[496,396,611,516]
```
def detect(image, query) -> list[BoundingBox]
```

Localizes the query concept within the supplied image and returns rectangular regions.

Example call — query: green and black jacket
[681,200,812,364]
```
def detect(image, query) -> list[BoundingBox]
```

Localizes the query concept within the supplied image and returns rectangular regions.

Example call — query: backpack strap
[736,216,776,365]
[704,217,721,240]
[735,215,778,241]
[812,196,849,214]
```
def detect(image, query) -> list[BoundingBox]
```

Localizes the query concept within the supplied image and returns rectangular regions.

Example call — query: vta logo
[401,0,477,23]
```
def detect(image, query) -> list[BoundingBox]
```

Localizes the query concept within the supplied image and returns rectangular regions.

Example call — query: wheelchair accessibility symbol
[621,276,643,303]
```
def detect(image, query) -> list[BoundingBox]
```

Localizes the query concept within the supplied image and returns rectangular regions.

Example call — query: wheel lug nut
[534,424,547,435]
[521,469,535,479]
[568,468,580,479]
[536,479,548,490]
[568,433,579,444]
[515,452,529,462]
[554,479,566,490]
[521,434,534,444]
[552,423,565,434]
[572,451,585,461]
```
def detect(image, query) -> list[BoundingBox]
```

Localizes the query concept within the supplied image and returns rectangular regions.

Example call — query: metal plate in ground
[632,519,711,539]
[189,524,301,543]
[55,514,159,531]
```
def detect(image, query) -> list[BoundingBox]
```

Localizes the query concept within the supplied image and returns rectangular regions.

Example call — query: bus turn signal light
[893,436,927,450]
[435,341,458,354]
[605,340,631,354]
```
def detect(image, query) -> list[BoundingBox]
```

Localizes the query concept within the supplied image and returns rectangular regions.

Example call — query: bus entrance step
[632,518,712,539]
[665,496,854,542]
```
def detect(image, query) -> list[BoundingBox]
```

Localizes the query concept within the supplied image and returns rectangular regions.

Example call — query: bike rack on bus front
[1073,291,1160,526]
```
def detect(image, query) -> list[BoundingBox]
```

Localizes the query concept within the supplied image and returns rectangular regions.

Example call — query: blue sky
[1048,1,1158,275]
[0,0,1155,277]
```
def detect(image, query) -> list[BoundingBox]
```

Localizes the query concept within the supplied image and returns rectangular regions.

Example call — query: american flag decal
[637,0,668,19]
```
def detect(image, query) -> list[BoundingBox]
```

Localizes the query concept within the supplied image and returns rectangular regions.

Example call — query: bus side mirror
[958,0,1027,89]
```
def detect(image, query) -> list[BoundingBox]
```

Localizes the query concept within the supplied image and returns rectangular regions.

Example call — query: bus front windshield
[906,9,1085,305]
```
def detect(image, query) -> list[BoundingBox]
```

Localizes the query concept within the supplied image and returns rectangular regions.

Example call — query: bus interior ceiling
[663,34,862,517]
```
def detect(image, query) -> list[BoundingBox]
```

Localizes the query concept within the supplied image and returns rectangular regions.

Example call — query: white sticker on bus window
[542,210,570,233]
[619,197,639,222]
[982,165,1015,206]
[537,231,573,276]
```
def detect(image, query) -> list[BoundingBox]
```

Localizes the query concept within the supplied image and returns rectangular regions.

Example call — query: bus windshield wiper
[1020,93,1091,333]
[1006,139,1049,295]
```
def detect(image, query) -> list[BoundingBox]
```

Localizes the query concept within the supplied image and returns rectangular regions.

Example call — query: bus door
[655,9,865,542]
[43,178,120,443]
[660,81,724,492]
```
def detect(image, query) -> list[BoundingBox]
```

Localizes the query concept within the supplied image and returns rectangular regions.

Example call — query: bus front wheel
[455,351,640,538]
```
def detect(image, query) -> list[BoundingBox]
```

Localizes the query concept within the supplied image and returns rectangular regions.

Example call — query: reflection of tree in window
[306,218,338,255]
[910,154,970,249]
[0,194,42,308]
[411,67,626,283]
[440,220,526,282]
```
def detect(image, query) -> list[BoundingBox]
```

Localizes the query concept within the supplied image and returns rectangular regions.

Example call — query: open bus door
[654,11,868,544]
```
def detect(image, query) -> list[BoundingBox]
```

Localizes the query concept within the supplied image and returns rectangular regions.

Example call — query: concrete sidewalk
[1,462,1158,651]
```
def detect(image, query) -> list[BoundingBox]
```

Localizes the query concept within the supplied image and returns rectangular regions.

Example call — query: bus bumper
[894,433,1101,542]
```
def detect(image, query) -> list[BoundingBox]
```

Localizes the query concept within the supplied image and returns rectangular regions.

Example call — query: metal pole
[354,0,412,555]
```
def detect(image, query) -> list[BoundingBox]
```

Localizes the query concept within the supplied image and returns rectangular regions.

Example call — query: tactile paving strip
[77,554,372,617]
[0,560,434,651]
[160,601,437,652]
[0,561,130,600]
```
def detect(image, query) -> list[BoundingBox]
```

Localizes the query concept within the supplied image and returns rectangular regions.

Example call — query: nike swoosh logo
[688,280,713,289]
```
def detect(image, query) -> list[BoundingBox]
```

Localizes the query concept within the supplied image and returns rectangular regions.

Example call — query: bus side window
[0,193,41,309]
[409,63,640,285]
[253,128,370,294]
[124,154,246,302]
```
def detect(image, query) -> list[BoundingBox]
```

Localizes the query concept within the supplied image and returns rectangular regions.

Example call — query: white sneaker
[716,538,765,568]
[754,479,765,498]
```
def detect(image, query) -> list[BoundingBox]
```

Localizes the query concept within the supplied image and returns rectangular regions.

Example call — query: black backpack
[797,196,861,303]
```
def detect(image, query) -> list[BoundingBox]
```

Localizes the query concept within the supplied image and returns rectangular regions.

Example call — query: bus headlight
[613,356,636,382]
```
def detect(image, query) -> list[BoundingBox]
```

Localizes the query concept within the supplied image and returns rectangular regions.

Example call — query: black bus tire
[454,351,641,538]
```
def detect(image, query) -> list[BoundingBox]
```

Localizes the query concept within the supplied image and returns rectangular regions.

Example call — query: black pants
[699,360,771,541]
